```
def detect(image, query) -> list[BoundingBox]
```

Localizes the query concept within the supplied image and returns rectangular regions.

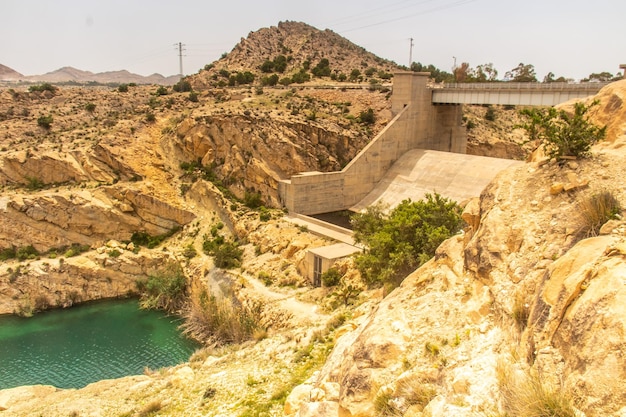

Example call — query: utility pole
[174,42,186,79]
[408,38,414,69]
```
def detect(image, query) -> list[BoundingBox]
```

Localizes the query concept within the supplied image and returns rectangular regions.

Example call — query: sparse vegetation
[180,289,263,345]
[37,114,53,129]
[137,262,187,312]
[496,359,577,417]
[518,100,606,160]
[577,189,622,237]
[202,235,242,269]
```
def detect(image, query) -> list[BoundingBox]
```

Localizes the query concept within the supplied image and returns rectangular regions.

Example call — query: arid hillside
[2,20,625,417]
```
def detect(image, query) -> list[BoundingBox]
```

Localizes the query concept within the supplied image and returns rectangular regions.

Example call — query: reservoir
[0,299,199,390]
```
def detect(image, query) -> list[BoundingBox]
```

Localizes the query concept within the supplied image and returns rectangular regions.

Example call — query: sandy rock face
[0,185,194,252]
[530,235,626,414]
[0,246,174,315]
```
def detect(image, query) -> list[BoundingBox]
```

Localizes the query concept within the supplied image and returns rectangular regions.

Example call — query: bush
[16,245,39,261]
[85,103,96,113]
[180,289,264,345]
[173,80,192,92]
[485,105,496,121]
[37,114,53,129]
[352,193,463,286]
[321,267,342,287]
[203,236,242,269]
[117,84,129,93]
[358,108,376,125]
[578,189,621,237]
[131,228,179,249]
[244,191,263,209]
[518,100,606,160]
[188,91,199,102]
[28,83,57,94]
[497,359,576,417]
[155,86,168,96]
[138,262,187,312]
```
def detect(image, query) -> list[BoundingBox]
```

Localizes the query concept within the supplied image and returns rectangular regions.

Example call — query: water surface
[0,299,198,390]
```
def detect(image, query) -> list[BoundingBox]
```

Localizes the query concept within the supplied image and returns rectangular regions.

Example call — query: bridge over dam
[278,72,607,217]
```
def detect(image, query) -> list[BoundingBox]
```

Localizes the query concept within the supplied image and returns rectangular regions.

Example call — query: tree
[518,100,606,160]
[505,63,537,82]
[411,62,454,83]
[454,62,471,82]
[351,193,463,286]
[311,58,331,77]
[473,63,498,82]
[584,71,618,82]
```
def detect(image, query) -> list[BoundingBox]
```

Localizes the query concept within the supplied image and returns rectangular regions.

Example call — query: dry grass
[138,399,162,417]
[180,289,264,346]
[578,189,621,237]
[496,358,577,417]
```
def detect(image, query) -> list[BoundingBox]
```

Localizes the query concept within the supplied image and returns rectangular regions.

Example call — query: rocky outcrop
[0,145,140,186]
[0,185,194,252]
[0,243,174,315]
[287,139,626,416]
[172,114,369,206]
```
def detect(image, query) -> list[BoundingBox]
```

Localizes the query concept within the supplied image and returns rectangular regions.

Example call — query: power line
[338,0,479,34]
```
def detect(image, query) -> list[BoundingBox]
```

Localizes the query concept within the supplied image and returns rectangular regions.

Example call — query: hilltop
[191,21,400,89]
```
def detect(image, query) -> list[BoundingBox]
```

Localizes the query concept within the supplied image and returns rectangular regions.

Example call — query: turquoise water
[0,299,199,390]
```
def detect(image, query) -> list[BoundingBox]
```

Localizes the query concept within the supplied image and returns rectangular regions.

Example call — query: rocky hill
[0,64,24,81]
[191,21,400,89]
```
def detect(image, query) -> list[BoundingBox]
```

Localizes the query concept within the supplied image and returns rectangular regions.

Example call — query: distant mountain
[0,64,24,81]
[0,64,179,85]
[26,66,180,85]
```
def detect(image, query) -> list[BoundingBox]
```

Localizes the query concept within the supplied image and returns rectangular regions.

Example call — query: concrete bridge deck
[432,81,608,106]
[351,149,522,212]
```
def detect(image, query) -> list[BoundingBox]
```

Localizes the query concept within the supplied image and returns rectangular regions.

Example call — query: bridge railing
[437,82,609,91]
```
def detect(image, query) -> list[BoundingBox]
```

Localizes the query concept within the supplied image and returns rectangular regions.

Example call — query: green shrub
[85,103,96,113]
[25,176,45,190]
[28,83,57,94]
[63,243,90,258]
[16,245,39,261]
[37,114,53,129]
[188,91,199,102]
[485,106,496,121]
[311,59,331,77]
[117,84,129,93]
[244,191,263,209]
[155,86,168,96]
[173,80,192,92]
[138,262,187,312]
[0,246,17,261]
[131,227,179,249]
[358,108,375,125]
[352,193,463,286]
[145,112,156,123]
[321,267,342,287]
[518,100,606,160]
[203,236,242,269]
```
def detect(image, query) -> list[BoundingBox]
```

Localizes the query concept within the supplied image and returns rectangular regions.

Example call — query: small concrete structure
[620,64,626,79]
[305,243,362,287]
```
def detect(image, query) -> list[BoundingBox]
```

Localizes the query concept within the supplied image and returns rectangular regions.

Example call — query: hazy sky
[2,0,624,81]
